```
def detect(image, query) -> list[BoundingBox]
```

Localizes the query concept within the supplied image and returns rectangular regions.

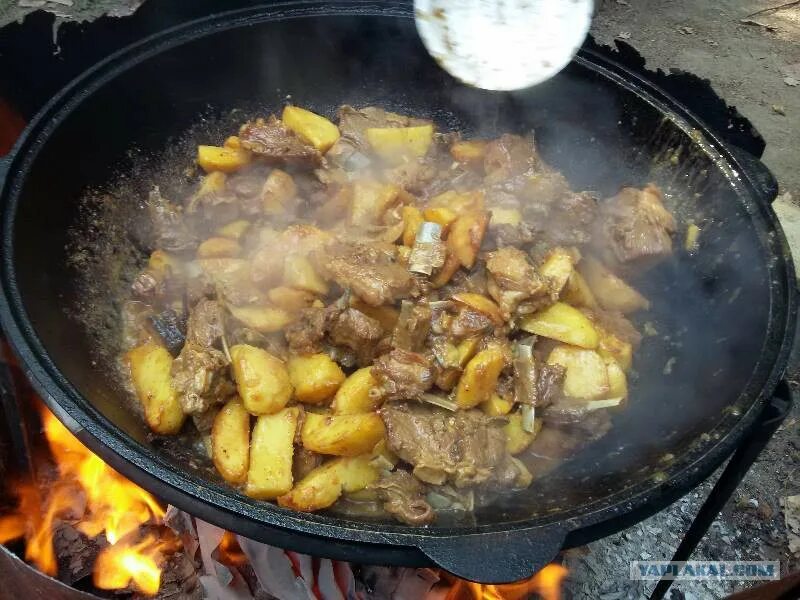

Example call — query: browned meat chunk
[484,134,541,182]
[185,299,224,347]
[171,343,233,414]
[449,308,493,338]
[328,105,432,168]
[328,307,384,365]
[371,470,434,526]
[485,247,552,317]
[316,242,415,307]
[239,116,321,167]
[391,301,432,352]
[292,447,324,482]
[513,348,566,409]
[146,187,196,252]
[373,349,436,401]
[284,307,327,354]
[546,191,598,246]
[594,184,676,269]
[381,403,510,488]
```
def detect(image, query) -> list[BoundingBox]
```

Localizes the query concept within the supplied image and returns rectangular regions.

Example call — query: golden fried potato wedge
[539,248,575,295]
[262,169,297,215]
[300,412,386,456]
[267,287,317,313]
[196,237,242,259]
[505,413,541,455]
[277,454,378,512]
[245,407,300,499]
[605,358,628,400]
[547,345,610,400]
[212,399,251,484]
[452,292,504,325]
[282,106,340,152]
[331,367,383,415]
[350,180,399,226]
[561,271,598,308]
[216,219,251,240]
[288,354,346,404]
[450,140,487,163]
[229,305,294,333]
[519,302,599,349]
[197,145,251,173]
[580,257,650,313]
[283,255,329,295]
[455,345,506,409]
[230,344,293,415]
[481,393,514,417]
[448,211,489,269]
[127,343,185,435]
[402,205,424,246]
[366,125,434,163]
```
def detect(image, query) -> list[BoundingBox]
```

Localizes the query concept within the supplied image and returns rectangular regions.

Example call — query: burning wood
[0,402,568,599]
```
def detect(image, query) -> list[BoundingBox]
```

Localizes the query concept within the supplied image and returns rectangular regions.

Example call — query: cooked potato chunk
[350,299,400,331]
[540,248,575,295]
[402,205,424,246]
[580,257,650,313]
[505,413,541,455]
[332,367,383,415]
[350,180,399,226]
[450,140,487,163]
[197,145,251,173]
[288,354,346,404]
[489,207,522,227]
[195,171,227,198]
[282,105,341,152]
[212,399,251,484]
[148,250,183,279]
[262,169,297,215]
[245,407,300,499]
[597,326,633,371]
[547,345,610,400]
[423,206,458,229]
[455,345,506,409]
[452,292,504,325]
[127,343,185,434]
[230,344,293,415]
[277,455,378,511]
[283,255,329,295]
[449,211,489,269]
[216,219,251,240]
[229,305,294,333]
[429,189,485,213]
[267,287,317,313]
[520,302,599,349]
[196,237,242,259]
[605,358,628,400]
[561,271,598,308]
[482,393,514,416]
[300,412,386,456]
[366,125,434,162]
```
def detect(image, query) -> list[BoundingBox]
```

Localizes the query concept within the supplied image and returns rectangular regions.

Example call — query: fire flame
[0,406,173,595]
[443,564,569,600]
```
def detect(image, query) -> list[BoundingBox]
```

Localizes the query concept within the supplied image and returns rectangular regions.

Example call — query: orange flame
[0,405,173,595]
[444,564,569,600]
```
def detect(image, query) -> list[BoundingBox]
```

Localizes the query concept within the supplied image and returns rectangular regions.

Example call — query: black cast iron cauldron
[0,1,796,584]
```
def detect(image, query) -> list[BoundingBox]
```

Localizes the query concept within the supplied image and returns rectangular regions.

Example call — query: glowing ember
[0,405,173,595]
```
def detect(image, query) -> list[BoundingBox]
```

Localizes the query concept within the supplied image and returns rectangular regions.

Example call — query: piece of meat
[373,349,436,401]
[537,362,566,407]
[490,223,536,248]
[391,302,432,352]
[239,116,321,167]
[292,448,324,482]
[370,470,435,526]
[594,184,676,269]
[328,106,432,168]
[284,307,327,354]
[315,241,415,307]
[146,187,197,252]
[483,134,541,183]
[380,403,510,488]
[583,308,642,348]
[485,247,552,317]
[185,299,225,347]
[171,343,233,414]
[449,308,493,338]
[130,268,164,300]
[327,307,384,366]
[545,191,598,246]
